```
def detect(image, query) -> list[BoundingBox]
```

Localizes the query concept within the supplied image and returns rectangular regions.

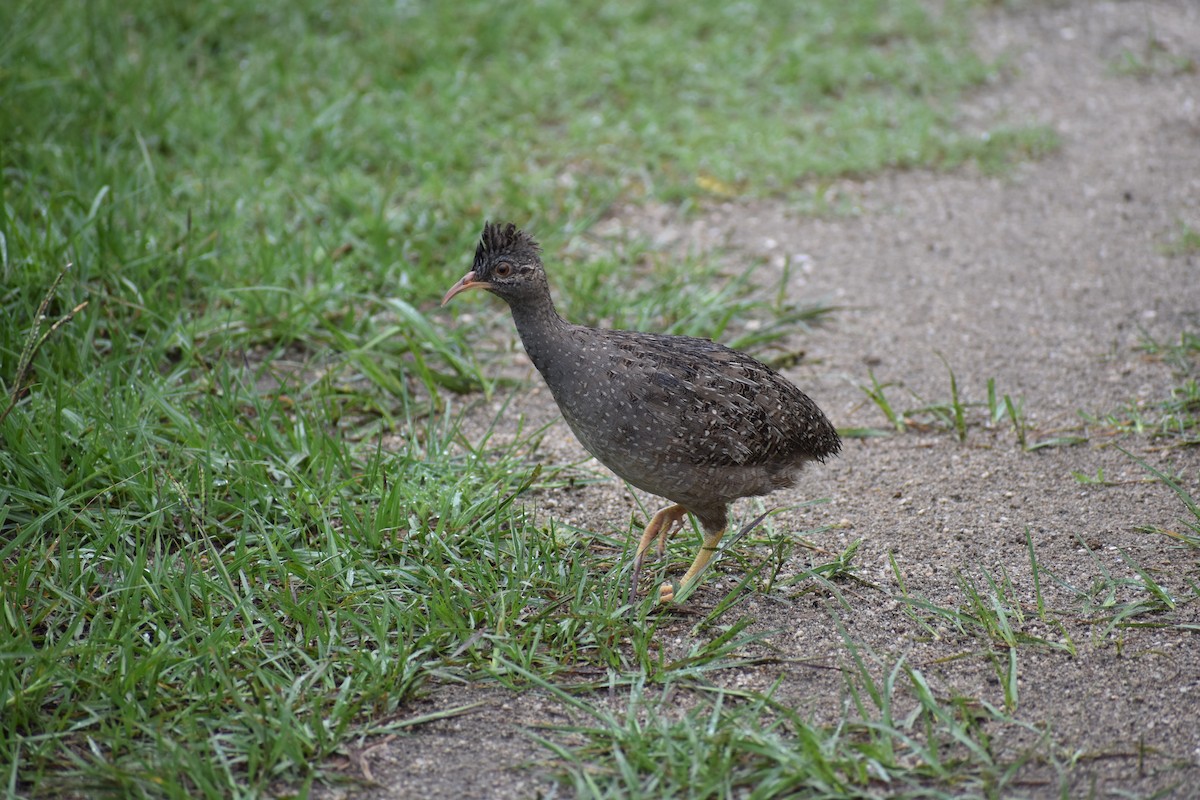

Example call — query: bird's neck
[508,297,572,377]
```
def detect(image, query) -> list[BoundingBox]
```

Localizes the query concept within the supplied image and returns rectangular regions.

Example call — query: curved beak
[441,271,485,306]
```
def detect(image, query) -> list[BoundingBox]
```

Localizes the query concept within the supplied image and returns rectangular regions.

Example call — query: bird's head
[442,222,546,307]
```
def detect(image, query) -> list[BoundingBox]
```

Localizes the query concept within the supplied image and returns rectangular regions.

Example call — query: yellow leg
[628,504,688,603]
[658,528,726,604]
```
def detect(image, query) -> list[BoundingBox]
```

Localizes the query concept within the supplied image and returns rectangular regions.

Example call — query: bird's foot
[629,504,689,603]
[657,581,677,604]
[657,532,726,604]
[654,508,686,558]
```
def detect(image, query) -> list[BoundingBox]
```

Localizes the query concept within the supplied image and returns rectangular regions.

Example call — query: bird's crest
[474,221,541,269]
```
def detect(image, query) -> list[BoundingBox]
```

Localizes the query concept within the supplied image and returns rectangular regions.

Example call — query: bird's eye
[494,262,513,278]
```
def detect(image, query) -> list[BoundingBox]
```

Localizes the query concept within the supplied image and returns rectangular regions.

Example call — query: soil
[316,1,1200,797]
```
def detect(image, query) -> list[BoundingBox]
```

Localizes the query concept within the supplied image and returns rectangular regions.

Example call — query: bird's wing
[600,331,833,468]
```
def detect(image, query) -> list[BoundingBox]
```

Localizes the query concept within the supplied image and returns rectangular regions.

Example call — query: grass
[1083,384,1200,445]
[526,450,1199,798]
[1,390,549,795]
[1082,329,1200,446]
[859,362,1086,449]
[1109,41,1197,79]
[0,0,1106,795]
[859,332,1197,450]
[522,649,1045,799]
[889,537,1077,716]
[1161,222,1200,256]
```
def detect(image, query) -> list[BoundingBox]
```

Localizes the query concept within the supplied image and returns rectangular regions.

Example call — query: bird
[442,222,840,604]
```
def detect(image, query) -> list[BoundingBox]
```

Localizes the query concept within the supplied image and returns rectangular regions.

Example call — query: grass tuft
[1082,329,1200,446]
[1160,222,1200,256]
[861,363,1085,449]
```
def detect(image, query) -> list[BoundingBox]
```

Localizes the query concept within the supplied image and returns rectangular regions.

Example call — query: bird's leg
[653,511,678,557]
[658,527,725,604]
[629,504,688,603]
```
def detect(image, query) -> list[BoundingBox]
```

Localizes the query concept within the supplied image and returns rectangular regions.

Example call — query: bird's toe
[657,581,676,604]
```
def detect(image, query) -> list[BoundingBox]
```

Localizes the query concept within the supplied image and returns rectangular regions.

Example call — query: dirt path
[319,2,1200,797]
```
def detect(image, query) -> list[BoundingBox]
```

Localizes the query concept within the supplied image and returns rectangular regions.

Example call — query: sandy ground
[316,1,1200,797]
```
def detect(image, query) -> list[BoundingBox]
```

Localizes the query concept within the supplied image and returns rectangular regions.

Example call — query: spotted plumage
[443,221,840,603]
